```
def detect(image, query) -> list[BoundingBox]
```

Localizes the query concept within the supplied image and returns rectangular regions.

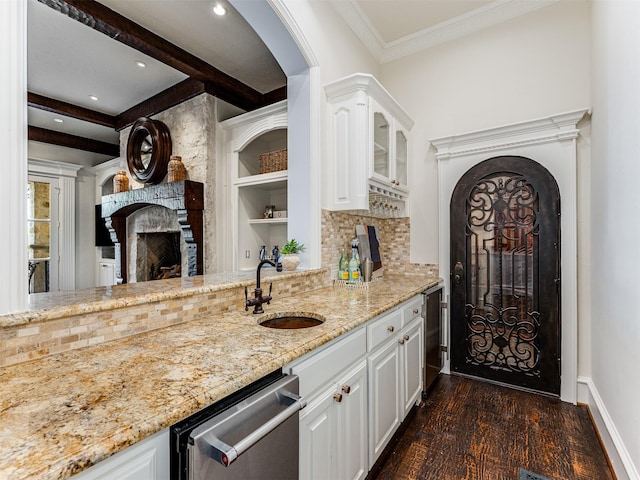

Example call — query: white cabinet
[72,428,169,480]
[299,384,335,480]
[289,328,368,480]
[98,259,116,286]
[335,361,368,480]
[290,294,424,479]
[299,360,368,480]
[367,301,424,465]
[220,101,288,271]
[400,316,423,418]
[367,335,401,464]
[324,74,414,215]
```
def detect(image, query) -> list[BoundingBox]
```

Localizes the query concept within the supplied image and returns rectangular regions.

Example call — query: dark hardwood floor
[371,375,614,480]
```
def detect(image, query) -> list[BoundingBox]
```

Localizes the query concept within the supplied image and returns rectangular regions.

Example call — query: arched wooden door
[450,156,561,395]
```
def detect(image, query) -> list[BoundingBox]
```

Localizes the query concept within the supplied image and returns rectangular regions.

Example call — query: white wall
[378,0,593,385]
[282,0,380,85]
[590,1,640,477]
[379,0,591,265]
[75,168,97,289]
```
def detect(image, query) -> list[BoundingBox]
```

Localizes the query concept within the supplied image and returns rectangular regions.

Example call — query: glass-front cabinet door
[395,129,408,190]
[372,109,390,181]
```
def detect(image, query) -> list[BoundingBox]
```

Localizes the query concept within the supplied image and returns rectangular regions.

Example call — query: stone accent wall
[0,270,325,368]
[321,210,438,281]
[119,93,218,274]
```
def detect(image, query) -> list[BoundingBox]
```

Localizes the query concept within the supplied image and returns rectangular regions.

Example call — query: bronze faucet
[245,259,282,314]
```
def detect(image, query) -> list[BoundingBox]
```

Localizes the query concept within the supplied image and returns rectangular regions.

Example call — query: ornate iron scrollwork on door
[465,174,541,375]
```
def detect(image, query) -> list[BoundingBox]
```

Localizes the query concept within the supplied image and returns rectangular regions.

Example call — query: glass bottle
[338,249,349,280]
[348,238,360,282]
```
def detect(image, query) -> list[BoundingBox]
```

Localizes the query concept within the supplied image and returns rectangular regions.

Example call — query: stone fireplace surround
[102,180,204,284]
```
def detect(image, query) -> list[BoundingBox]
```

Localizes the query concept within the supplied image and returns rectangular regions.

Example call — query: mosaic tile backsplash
[321,209,438,281]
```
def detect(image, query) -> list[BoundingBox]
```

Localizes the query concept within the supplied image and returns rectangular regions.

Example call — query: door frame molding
[431,109,588,403]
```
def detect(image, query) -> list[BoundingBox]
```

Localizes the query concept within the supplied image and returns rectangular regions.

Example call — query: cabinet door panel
[401,318,423,417]
[336,361,368,480]
[299,389,335,480]
[368,340,400,464]
[72,429,168,480]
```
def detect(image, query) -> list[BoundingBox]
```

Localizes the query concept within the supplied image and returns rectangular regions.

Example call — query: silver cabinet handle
[334,393,343,403]
[399,339,405,345]
[413,308,419,314]
[387,325,394,333]
[403,334,410,341]
[342,385,351,394]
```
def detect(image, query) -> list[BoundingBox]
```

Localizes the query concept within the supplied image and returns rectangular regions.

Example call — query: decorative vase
[280,253,300,271]
[167,155,187,182]
[113,170,129,193]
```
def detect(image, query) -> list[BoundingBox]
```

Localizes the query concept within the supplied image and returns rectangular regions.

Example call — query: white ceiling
[335,0,558,63]
[355,0,495,43]
[27,0,554,168]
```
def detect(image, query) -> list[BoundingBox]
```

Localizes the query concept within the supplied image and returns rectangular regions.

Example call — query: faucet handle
[267,282,273,304]
[244,286,249,311]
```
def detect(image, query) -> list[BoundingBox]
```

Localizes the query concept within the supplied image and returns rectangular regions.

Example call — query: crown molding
[330,0,384,61]
[334,0,560,64]
[430,108,589,161]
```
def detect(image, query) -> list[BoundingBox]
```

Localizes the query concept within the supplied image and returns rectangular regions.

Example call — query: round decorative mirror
[126,117,172,185]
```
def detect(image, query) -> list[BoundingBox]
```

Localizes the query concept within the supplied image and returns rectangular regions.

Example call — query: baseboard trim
[577,376,639,480]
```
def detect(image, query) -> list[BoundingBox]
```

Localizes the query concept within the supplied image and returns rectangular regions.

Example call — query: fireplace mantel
[102,180,204,284]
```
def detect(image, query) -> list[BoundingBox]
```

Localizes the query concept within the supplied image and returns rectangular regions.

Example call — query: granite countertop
[3,270,299,328]
[0,275,439,479]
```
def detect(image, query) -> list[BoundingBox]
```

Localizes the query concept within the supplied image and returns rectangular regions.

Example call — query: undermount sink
[258,312,325,329]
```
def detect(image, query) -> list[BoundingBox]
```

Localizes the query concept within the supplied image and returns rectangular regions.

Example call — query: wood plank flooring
[371,375,614,480]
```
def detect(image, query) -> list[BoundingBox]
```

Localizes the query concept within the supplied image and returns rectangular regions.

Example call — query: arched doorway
[450,156,561,395]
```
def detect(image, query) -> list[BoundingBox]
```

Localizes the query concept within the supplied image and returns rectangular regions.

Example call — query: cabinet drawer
[289,327,366,398]
[401,296,423,328]
[367,309,402,351]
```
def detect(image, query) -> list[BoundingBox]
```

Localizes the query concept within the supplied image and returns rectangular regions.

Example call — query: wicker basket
[259,149,288,174]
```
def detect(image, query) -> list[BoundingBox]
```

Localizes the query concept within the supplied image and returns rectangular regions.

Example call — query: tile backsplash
[321,210,438,281]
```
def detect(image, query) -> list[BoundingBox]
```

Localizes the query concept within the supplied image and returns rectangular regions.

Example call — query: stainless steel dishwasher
[170,371,305,480]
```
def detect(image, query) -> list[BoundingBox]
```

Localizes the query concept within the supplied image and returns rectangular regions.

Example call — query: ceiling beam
[116,78,206,131]
[28,92,117,128]
[38,0,277,111]
[29,126,120,157]
[263,86,287,106]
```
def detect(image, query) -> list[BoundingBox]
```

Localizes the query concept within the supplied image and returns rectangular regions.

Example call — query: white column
[0,0,28,314]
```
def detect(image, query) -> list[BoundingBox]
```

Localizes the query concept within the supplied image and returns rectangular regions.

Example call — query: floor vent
[519,468,551,480]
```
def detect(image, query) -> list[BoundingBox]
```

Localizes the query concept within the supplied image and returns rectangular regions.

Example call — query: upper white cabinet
[220,101,288,271]
[324,74,414,214]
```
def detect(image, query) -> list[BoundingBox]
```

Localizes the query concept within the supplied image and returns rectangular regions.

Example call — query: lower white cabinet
[292,293,425,479]
[401,316,424,418]
[98,260,116,286]
[299,360,367,480]
[72,428,169,480]
[367,335,401,464]
[368,309,424,465]
[335,360,368,480]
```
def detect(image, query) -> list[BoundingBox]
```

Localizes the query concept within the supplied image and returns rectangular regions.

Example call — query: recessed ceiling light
[213,3,226,16]
[54,118,63,123]
[136,61,146,68]
[89,95,99,101]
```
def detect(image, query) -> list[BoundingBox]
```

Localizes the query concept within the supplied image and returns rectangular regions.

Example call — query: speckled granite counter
[4,270,295,328]
[0,274,439,479]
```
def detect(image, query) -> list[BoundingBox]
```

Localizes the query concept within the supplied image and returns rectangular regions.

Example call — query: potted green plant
[280,238,305,271]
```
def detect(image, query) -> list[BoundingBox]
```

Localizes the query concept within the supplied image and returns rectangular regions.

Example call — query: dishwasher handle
[200,387,306,467]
